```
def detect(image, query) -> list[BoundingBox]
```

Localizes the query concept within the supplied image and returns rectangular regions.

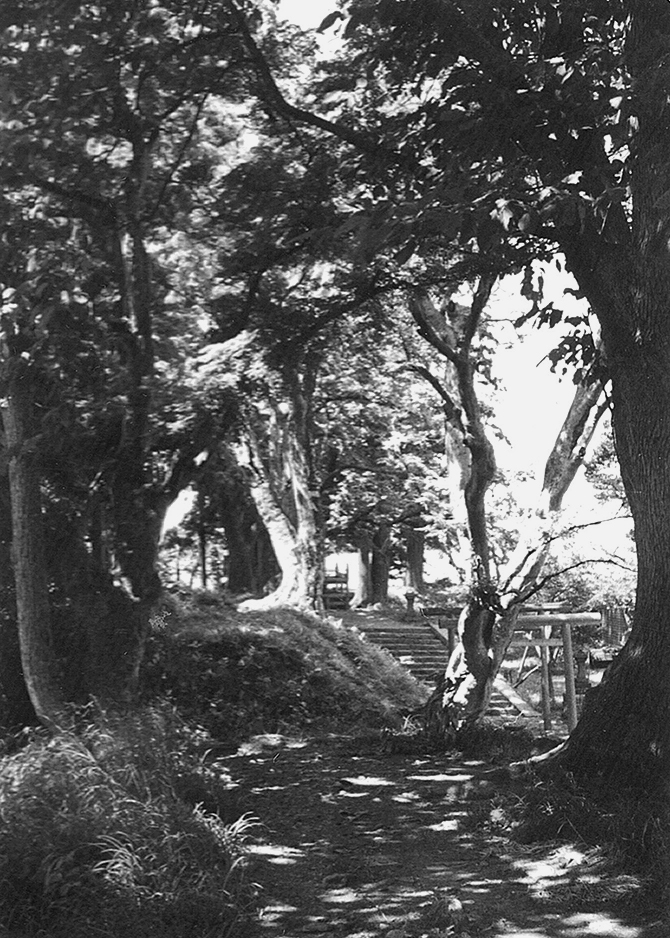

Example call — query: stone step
[348,613,540,723]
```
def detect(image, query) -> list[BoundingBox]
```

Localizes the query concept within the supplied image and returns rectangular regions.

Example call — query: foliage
[0,705,256,937]
[141,592,426,741]
[537,558,635,612]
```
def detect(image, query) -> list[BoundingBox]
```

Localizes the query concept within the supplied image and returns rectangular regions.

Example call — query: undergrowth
[463,759,670,909]
[0,705,256,938]
[382,717,538,762]
[141,595,426,743]
[514,765,670,877]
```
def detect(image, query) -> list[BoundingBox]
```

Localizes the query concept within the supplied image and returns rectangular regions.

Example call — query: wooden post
[544,625,556,707]
[445,623,455,657]
[540,645,552,732]
[562,621,578,731]
[515,644,530,684]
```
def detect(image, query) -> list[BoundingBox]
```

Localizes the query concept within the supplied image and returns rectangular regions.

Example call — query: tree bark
[404,525,426,592]
[370,522,391,603]
[411,279,606,730]
[235,390,320,612]
[197,489,208,590]
[350,531,373,607]
[0,470,34,729]
[0,365,68,730]
[562,353,670,793]
[217,446,280,595]
[548,3,670,796]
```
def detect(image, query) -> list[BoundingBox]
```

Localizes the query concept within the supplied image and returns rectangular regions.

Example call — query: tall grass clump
[0,706,256,937]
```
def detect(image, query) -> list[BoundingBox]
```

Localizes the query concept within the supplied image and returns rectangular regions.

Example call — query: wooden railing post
[562,621,578,732]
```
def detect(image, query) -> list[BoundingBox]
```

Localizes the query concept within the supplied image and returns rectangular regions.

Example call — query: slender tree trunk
[197,490,208,590]
[0,470,34,729]
[0,365,68,730]
[404,525,426,592]
[224,510,278,595]
[370,522,391,604]
[350,532,372,607]
[77,140,161,705]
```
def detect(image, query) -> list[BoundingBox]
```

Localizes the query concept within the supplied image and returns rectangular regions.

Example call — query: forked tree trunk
[444,380,606,725]
[410,281,606,731]
[0,365,68,730]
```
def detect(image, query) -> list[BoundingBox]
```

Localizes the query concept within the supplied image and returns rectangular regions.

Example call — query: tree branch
[517,557,634,605]
[400,362,465,434]
[222,0,389,157]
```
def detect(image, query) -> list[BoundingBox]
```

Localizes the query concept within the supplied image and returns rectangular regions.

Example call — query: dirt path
[221,735,662,938]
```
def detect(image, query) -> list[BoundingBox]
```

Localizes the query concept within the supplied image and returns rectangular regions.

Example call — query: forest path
[222,734,662,938]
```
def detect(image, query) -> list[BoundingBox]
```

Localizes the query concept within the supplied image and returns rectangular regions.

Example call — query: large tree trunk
[235,391,321,612]
[0,365,68,730]
[217,449,279,595]
[553,3,670,798]
[561,352,670,793]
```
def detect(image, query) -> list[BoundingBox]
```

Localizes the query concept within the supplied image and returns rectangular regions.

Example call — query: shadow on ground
[220,734,663,938]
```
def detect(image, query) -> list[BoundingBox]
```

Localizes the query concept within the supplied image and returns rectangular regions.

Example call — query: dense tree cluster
[2,0,670,813]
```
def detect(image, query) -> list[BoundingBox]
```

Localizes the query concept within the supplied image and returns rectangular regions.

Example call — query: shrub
[0,707,256,938]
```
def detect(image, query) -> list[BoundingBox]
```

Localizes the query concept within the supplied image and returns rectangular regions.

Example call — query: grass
[460,758,670,915]
[0,705,256,938]
[141,593,427,744]
[0,593,428,937]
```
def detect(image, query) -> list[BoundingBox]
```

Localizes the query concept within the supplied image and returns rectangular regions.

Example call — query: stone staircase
[347,611,540,724]
[353,618,450,683]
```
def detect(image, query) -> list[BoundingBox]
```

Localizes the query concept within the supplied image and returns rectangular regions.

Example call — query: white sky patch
[279,0,333,28]
[161,486,196,538]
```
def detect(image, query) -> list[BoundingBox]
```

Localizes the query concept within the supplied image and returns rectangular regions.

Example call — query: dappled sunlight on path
[220,734,662,938]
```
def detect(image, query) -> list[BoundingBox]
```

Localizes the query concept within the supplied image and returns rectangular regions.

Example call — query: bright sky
[279,0,332,28]
[489,269,586,479]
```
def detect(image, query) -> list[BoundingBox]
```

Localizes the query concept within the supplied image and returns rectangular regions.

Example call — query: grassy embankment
[0,593,426,938]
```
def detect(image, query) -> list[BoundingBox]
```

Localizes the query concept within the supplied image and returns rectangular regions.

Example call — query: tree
[250,0,670,799]
[0,0,280,720]
[403,278,605,724]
